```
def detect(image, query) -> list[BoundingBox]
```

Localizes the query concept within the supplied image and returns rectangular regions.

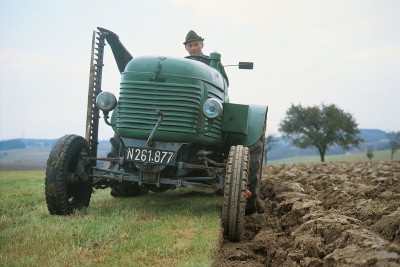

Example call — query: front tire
[45,135,92,215]
[222,145,250,242]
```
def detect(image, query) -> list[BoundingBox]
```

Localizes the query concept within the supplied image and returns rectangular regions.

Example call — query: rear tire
[222,145,250,242]
[147,185,170,193]
[110,181,148,197]
[246,119,266,214]
[45,135,92,215]
[246,139,265,214]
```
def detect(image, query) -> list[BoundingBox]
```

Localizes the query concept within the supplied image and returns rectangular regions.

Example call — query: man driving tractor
[183,30,229,85]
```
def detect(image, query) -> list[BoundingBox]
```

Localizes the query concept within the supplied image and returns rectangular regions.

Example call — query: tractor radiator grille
[117,81,201,134]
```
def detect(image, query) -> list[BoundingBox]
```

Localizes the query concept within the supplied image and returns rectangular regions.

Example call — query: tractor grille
[117,81,201,134]
[204,117,222,139]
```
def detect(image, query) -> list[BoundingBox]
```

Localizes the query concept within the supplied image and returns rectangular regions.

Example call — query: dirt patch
[213,161,400,266]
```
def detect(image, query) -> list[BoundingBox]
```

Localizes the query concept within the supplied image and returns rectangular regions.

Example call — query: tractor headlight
[96,92,117,112]
[202,98,223,119]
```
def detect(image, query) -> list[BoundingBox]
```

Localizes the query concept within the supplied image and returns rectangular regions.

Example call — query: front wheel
[222,145,250,242]
[45,135,92,215]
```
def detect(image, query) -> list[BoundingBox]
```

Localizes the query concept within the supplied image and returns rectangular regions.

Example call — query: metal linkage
[85,31,106,157]
[83,157,119,162]
[197,150,226,167]
[91,166,218,189]
[175,161,224,171]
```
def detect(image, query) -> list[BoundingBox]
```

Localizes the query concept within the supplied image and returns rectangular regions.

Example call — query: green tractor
[45,28,267,242]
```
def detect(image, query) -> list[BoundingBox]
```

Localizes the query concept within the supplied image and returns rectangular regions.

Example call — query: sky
[0,0,399,141]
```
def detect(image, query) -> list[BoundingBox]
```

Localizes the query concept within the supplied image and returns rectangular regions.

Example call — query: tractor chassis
[86,157,225,190]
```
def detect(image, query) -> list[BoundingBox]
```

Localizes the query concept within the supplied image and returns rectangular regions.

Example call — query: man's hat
[183,30,204,45]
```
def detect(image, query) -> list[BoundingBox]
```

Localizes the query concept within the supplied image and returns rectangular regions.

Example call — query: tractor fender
[224,104,268,147]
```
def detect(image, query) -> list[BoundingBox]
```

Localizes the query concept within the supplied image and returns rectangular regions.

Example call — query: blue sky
[1,0,399,140]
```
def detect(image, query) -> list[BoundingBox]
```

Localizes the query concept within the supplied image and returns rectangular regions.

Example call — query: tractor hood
[123,56,226,90]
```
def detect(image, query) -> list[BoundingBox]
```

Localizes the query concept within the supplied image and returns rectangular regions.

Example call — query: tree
[366,150,374,163]
[279,104,363,162]
[264,135,276,163]
[385,131,400,161]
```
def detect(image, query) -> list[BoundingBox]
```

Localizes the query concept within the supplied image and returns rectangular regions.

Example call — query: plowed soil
[213,161,400,266]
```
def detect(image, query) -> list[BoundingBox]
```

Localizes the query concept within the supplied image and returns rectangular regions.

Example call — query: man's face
[185,40,204,56]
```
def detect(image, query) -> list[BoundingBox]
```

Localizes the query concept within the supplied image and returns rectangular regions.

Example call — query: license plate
[125,147,176,165]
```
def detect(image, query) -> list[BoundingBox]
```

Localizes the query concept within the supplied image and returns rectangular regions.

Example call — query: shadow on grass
[179,190,218,198]
[89,187,222,218]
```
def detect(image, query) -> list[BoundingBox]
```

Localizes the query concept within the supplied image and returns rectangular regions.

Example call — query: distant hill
[357,129,389,150]
[0,139,26,150]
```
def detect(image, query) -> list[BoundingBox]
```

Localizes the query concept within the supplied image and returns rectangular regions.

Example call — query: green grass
[0,171,222,266]
[268,149,400,164]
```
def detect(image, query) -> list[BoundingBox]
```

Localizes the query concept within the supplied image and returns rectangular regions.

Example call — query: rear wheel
[147,185,170,193]
[246,139,265,214]
[107,133,120,159]
[45,135,92,215]
[110,181,148,197]
[222,145,250,242]
[246,119,267,214]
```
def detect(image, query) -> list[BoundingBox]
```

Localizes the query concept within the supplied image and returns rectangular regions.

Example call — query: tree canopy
[279,104,363,162]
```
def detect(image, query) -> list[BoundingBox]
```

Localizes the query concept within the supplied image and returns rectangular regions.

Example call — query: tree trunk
[319,151,325,162]
[317,146,326,162]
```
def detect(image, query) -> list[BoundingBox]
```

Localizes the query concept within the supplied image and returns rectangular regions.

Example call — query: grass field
[0,171,222,266]
[268,149,400,164]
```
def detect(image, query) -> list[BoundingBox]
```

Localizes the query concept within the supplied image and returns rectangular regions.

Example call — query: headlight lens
[202,98,223,119]
[96,92,117,112]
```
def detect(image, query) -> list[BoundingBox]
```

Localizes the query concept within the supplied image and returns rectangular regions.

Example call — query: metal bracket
[102,111,116,126]
[146,110,164,147]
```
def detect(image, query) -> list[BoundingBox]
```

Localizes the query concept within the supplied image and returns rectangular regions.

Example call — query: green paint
[102,53,268,164]
[222,103,249,135]
[226,105,268,147]
[113,55,267,149]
